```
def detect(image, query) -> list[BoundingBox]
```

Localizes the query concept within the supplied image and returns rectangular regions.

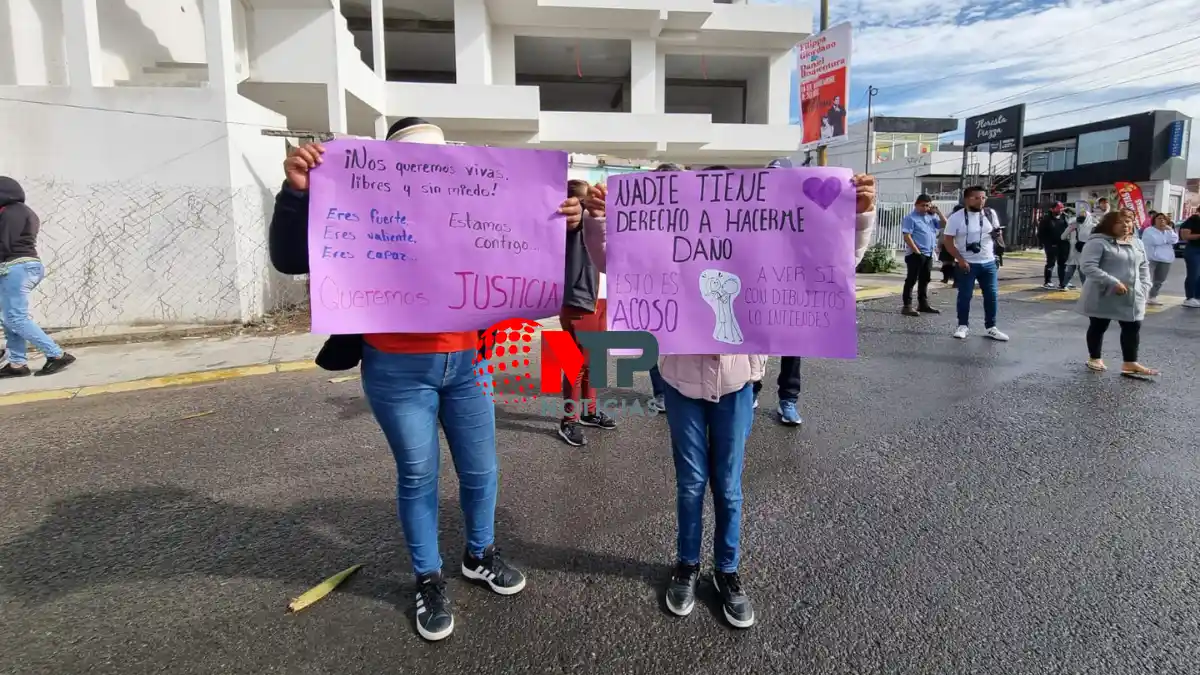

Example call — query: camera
[965,242,982,254]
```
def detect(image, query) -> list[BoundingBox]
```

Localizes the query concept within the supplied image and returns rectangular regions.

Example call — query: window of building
[920,180,960,198]
[873,132,939,162]
[1076,126,1130,165]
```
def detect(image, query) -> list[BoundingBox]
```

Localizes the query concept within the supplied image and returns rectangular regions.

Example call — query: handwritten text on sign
[307,140,568,334]
[604,167,858,357]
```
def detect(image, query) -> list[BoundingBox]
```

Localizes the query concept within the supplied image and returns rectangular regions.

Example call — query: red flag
[1114,182,1149,229]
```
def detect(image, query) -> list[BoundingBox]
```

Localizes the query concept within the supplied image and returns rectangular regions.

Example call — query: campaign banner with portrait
[797,22,852,149]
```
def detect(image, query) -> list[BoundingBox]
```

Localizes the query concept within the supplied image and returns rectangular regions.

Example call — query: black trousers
[751,356,802,403]
[1086,317,1141,362]
[903,253,932,306]
[1043,243,1068,286]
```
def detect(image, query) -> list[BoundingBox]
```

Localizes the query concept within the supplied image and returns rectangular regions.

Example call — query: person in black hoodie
[1038,202,1071,290]
[0,176,76,377]
[267,118,582,642]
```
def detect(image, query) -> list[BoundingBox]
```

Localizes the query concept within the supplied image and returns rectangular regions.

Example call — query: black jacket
[0,177,40,263]
[562,223,599,313]
[1038,213,1069,248]
[268,183,363,370]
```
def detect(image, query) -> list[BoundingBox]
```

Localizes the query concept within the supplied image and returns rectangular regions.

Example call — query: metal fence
[19,177,308,339]
[870,200,958,251]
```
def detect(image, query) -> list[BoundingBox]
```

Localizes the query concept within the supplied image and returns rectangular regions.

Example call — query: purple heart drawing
[802,177,843,210]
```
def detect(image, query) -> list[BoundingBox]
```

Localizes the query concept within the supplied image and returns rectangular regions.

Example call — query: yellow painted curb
[855,286,901,301]
[0,360,319,408]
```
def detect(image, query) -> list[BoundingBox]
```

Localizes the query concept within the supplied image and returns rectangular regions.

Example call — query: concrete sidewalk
[0,333,330,406]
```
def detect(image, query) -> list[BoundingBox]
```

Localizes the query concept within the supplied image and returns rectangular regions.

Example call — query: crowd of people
[269,118,879,639]
[898,190,1194,377]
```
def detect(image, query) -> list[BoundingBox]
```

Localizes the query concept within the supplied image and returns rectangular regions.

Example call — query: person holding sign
[942,186,1010,342]
[557,178,618,447]
[586,169,878,629]
[267,117,583,642]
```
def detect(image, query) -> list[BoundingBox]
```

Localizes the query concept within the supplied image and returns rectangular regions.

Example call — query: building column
[766,49,792,126]
[490,28,514,85]
[630,38,660,114]
[61,0,103,86]
[374,114,388,140]
[202,0,238,104]
[370,0,386,78]
[453,0,491,85]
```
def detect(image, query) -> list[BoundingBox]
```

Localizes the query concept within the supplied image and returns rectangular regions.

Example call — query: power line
[1015,59,1199,112]
[1024,82,1200,124]
[949,27,1200,117]
[876,0,1170,101]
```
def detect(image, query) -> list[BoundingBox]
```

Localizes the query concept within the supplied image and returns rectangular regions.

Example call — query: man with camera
[900,194,946,316]
[941,186,1010,342]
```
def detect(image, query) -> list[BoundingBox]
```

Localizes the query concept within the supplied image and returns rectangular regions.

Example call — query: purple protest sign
[605,167,858,358]
[307,139,568,334]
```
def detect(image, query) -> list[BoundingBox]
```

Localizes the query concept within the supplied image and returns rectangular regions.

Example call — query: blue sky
[778,0,1200,172]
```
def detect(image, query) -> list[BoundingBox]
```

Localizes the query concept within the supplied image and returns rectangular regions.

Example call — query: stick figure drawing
[699,269,744,345]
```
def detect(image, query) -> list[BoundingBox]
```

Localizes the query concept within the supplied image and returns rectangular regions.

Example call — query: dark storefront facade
[1006,109,1191,246]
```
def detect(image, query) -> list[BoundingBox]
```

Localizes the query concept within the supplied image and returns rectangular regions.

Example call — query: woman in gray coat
[1077,210,1158,377]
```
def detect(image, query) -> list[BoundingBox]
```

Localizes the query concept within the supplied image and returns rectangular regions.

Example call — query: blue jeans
[649,365,665,398]
[0,260,63,366]
[360,346,498,576]
[1185,247,1200,300]
[955,260,1000,329]
[663,381,754,573]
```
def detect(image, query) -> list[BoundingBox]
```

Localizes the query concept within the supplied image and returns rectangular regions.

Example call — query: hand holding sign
[585,184,607,218]
[852,173,876,214]
[285,143,325,191]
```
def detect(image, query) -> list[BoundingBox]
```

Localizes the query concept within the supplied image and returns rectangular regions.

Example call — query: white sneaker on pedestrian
[952,325,969,339]
[1184,299,1200,309]
[985,327,1010,342]
[1043,282,1056,290]
[1147,298,1163,306]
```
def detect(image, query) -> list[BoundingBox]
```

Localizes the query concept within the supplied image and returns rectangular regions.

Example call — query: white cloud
[820,0,1200,174]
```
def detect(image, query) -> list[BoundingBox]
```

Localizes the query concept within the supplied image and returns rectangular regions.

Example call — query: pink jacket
[582,211,877,402]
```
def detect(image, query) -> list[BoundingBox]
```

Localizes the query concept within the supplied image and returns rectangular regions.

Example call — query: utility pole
[817,0,830,166]
[863,85,878,174]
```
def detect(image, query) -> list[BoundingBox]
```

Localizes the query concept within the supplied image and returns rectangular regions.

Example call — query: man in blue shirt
[900,194,946,316]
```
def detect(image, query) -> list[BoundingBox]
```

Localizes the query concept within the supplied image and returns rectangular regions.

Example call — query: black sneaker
[558,420,587,447]
[664,561,700,617]
[917,305,941,314]
[0,363,31,378]
[901,305,920,317]
[712,571,755,629]
[35,353,76,376]
[461,545,526,595]
[413,570,454,641]
[578,410,617,429]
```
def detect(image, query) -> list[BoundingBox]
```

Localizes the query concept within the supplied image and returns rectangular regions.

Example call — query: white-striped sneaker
[461,545,526,595]
[413,571,454,641]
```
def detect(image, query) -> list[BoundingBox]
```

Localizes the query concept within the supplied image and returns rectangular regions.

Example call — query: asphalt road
[2,289,1199,675]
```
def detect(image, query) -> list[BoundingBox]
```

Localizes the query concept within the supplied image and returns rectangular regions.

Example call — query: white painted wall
[0,86,293,329]
[0,0,67,85]
[97,0,207,82]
